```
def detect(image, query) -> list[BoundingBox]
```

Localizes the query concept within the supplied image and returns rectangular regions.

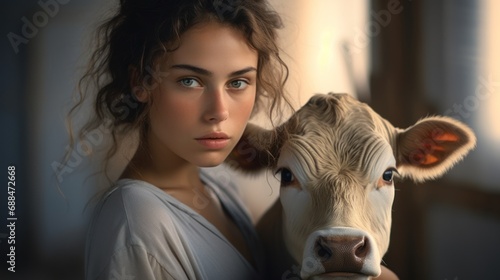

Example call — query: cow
[227,93,476,279]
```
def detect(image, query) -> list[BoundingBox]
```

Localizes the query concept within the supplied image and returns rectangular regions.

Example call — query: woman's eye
[275,168,296,187]
[179,78,202,88]
[227,80,249,90]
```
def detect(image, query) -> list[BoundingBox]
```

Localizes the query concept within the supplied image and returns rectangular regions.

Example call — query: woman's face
[143,21,258,167]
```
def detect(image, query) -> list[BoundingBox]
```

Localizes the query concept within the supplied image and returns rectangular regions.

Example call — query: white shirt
[85,170,264,280]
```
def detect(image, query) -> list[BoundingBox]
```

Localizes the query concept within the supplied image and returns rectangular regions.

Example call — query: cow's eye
[275,168,296,187]
[382,170,393,182]
[382,168,398,184]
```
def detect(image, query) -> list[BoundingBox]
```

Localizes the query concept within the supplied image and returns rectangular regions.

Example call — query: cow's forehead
[280,94,396,183]
[288,93,394,144]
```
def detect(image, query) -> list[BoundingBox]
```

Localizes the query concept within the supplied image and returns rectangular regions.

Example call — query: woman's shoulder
[88,179,181,244]
[86,179,196,279]
[105,178,170,213]
[97,180,165,215]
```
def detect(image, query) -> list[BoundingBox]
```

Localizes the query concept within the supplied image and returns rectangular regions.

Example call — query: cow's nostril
[317,246,332,260]
[315,237,333,261]
[354,237,368,259]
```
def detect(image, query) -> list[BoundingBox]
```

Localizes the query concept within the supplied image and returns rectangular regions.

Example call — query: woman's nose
[203,87,229,123]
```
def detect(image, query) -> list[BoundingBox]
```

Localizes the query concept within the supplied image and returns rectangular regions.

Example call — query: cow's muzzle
[300,227,381,279]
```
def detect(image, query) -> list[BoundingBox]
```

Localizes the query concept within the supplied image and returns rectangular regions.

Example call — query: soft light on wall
[480,0,500,143]
[275,0,369,105]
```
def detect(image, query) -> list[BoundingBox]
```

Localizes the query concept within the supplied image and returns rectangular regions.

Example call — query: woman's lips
[195,132,230,149]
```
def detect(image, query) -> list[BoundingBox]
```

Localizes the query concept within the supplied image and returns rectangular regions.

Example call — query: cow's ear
[396,116,476,182]
[226,123,284,173]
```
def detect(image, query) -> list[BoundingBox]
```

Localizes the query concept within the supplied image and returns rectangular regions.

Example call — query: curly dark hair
[65,0,293,183]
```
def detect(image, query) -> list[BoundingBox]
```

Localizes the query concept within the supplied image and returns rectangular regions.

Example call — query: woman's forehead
[159,22,258,72]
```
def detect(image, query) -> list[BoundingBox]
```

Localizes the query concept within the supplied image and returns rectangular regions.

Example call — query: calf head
[227,93,476,279]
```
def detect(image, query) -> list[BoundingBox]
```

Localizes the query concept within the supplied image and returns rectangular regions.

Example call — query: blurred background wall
[1,0,499,279]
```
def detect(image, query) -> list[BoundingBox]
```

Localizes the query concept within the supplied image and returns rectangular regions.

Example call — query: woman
[74,1,289,278]
[71,0,398,279]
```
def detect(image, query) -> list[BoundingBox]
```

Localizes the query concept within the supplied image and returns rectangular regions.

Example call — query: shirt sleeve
[93,244,188,280]
[86,183,198,280]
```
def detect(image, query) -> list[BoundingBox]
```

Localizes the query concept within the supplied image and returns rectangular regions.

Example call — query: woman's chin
[193,154,228,168]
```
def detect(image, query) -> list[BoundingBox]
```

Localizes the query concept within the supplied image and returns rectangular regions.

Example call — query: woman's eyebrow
[228,67,257,77]
[170,64,257,77]
[170,64,211,75]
